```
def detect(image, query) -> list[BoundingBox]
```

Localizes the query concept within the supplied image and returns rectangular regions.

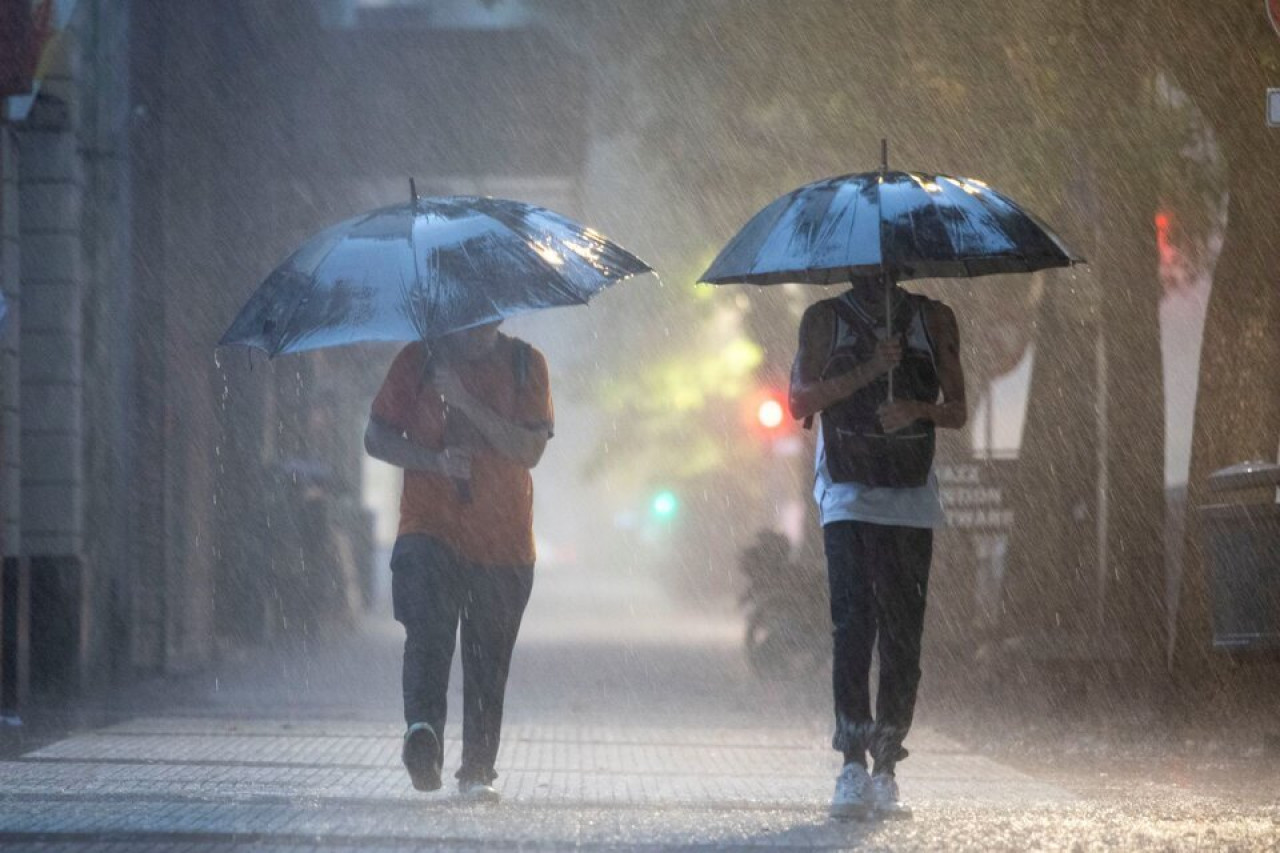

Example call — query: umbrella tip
[409,177,418,207]
[880,138,888,172]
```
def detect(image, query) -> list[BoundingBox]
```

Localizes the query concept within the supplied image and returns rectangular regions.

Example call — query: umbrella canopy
[220,194,652,356]
[699,169,1083,286]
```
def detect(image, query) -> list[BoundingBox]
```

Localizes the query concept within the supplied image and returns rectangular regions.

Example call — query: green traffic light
[651,490,678,519]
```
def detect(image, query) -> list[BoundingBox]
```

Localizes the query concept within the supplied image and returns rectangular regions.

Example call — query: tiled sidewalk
[0,714,1076,850]
[0,714,1274,851]
[0,575,1274,851]
[1,716,1071,809]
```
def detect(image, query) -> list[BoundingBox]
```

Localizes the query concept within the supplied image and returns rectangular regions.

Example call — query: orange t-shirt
[371,336,553,567]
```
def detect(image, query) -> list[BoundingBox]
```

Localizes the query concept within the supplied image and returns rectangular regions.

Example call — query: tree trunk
[1155,0,1280,674]
[1002,0,1167,677]
[1002,291,1103,653]
[1176,148,1280,671]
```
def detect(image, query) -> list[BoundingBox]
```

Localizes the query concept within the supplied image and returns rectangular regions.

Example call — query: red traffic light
[746,389,789,434]
[757,397,785,430]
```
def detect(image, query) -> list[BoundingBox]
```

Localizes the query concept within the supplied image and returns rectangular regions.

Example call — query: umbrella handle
[848,273,897,406]
[879,139,893,402]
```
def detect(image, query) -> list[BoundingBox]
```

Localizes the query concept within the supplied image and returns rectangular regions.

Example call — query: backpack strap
[840,287,916,336]
[416,341,435,390]
[828,294,865,330]
[909,291,938,335]
[512,338,532,390]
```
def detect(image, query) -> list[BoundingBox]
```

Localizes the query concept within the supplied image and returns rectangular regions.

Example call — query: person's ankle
[842,752,867,770]
[457,767,495,785]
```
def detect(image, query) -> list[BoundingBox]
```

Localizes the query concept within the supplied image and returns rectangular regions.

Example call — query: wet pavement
[0,567,1276,851]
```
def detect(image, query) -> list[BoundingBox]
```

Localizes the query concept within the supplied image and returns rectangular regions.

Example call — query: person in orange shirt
[364,321,553,802]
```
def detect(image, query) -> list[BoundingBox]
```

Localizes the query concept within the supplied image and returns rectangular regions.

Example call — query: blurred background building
[0,0,594,713]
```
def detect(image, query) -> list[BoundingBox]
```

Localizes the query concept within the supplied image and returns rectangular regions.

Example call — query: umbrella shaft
[885,273,894,402]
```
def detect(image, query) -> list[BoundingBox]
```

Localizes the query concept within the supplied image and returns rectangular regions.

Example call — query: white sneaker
[458,779,501,804]
[829,762,872,820]
[870,772,912,819]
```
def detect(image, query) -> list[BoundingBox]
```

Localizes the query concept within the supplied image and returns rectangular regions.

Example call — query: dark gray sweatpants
[391,534,533,784]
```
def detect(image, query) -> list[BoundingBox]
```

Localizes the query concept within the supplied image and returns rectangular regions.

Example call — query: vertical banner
[0,0,35,98]
[2,0,79,121]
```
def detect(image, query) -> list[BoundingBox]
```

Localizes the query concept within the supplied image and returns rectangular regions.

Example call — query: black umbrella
[699,141,1084,397]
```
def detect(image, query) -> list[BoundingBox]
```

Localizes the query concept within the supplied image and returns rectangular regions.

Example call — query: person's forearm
[454,401,547,468]
[373,436,448,473]
[916,400,967,430]
[790,362,883,420]
[365,425,453,474]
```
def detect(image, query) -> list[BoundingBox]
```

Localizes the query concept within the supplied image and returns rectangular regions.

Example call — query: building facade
[1,0,589,715]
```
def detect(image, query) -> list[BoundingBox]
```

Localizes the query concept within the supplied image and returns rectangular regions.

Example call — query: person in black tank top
[790,279,968,819]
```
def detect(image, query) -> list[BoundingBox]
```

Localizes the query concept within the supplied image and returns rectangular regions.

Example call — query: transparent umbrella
[220,184,652,356]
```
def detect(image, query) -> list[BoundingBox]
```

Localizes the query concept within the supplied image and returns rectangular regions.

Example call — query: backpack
[818,292,939,488]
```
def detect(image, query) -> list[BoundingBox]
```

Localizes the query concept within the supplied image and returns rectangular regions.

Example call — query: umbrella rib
[406,207,434,340]
[792,178,843,283]
[926,173,967,271]
[454,200,594,306]
[984,185,1083,263]
[743,192,803,282]
[837,179,862,284]
[265,216,375,356]
[454,235,510,326]
[933,176,989,267]
[396,266,421,341]
[903,173,932,276]
[962,185,1040,266]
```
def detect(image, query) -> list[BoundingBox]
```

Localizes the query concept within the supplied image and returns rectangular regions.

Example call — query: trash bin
[1200,461,1280,652]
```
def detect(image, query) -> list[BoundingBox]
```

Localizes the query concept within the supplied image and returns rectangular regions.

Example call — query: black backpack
[818,293,940,488]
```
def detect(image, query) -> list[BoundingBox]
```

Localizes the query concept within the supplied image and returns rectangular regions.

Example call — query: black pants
[824,520,933,773]
[391,535,534,784]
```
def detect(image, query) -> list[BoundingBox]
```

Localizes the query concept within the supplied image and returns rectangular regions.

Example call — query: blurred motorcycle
[738,530,830,680]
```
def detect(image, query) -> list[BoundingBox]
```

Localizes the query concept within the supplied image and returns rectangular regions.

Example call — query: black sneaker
[402,723,442,792]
